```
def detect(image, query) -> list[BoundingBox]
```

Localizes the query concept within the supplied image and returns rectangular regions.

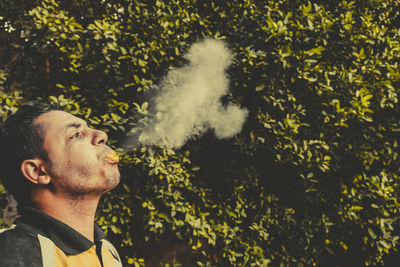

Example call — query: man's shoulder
[0,224,37,243]
[0,226,42,267]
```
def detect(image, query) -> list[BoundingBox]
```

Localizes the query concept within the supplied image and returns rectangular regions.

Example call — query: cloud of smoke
[131,38,248,149]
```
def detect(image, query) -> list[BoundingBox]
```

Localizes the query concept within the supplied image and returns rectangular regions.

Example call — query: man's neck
[32,191,100,242]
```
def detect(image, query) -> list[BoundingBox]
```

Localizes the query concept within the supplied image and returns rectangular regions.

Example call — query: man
[0,101,122,267]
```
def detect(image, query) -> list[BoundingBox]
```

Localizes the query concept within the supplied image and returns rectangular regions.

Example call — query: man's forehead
[35,110,84,132]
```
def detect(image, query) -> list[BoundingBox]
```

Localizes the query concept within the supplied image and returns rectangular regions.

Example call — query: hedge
[1,0,400,266]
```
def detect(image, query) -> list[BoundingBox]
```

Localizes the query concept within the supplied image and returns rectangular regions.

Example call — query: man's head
[0,101,120,205]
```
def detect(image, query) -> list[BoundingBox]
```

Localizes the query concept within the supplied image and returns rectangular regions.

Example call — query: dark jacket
[0,206,122,267]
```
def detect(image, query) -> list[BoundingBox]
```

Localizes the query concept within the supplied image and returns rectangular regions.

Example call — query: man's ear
[20,158,51,185]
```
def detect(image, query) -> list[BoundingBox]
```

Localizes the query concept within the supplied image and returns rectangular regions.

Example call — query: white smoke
[134,38,248,149]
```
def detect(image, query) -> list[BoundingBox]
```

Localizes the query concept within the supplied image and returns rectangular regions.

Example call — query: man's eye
[71,132,81,139]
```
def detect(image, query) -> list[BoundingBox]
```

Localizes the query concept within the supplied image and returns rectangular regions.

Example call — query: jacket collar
[15,206,107,255]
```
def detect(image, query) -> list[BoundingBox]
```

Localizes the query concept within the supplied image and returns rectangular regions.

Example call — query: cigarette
[105,151,119,163]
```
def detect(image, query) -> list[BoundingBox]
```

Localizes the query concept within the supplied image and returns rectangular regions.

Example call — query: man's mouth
[104,150,119,164]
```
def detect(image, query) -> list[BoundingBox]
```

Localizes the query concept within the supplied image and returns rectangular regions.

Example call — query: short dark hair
[0,101,61,204]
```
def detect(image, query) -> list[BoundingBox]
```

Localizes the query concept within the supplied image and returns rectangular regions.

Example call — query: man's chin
[105,172,121,190]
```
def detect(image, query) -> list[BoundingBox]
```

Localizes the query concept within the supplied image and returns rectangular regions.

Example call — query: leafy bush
[1,0,400,266]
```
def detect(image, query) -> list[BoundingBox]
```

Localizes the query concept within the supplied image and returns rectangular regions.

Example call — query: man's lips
[104,150,119,164]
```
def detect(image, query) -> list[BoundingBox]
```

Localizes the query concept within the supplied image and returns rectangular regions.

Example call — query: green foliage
[1,0,400,266]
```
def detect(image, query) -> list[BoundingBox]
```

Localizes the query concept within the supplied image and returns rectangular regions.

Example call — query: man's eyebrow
[63,120,88,134]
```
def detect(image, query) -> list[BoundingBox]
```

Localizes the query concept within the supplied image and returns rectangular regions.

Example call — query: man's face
[35,110,120,198]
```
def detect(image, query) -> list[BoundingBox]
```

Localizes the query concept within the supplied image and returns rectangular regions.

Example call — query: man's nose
[92,129,108,145]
